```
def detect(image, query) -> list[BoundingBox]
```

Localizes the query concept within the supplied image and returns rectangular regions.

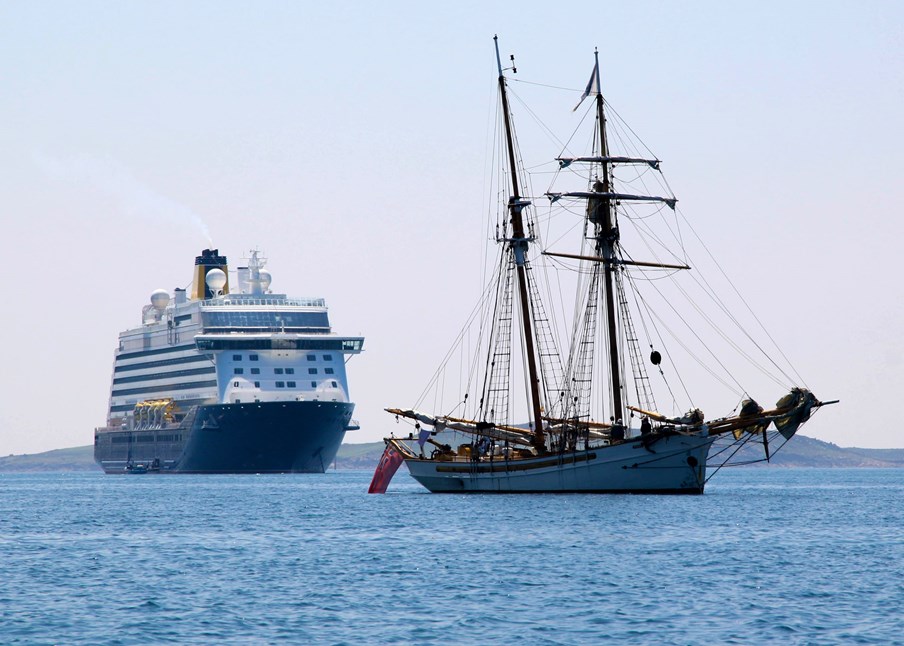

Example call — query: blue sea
[1,468,901,644]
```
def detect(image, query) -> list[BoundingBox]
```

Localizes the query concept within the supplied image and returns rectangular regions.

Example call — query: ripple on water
[0,469,901,644]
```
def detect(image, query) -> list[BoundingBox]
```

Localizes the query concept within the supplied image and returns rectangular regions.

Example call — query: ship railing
[200,297,326,308]
[200,326,331,334]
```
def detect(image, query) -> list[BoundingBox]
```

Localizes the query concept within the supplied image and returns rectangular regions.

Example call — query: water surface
[1,469,901,644]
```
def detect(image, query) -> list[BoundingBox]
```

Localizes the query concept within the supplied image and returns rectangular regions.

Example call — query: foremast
[494,36,546,452]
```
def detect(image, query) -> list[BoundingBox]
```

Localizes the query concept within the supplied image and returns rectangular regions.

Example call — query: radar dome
[206,268,227,293]
[259,269,272,292]
[150,289,170,310]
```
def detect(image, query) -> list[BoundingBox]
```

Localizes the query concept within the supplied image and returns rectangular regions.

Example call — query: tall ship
[94,248,364,473]
[370,38,834,494]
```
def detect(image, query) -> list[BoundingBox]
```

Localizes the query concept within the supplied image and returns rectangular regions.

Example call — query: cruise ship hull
[95,400,355,474]
[405,432,714,494]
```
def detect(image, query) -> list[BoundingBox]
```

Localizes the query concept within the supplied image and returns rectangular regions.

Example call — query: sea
[0,468,901,645]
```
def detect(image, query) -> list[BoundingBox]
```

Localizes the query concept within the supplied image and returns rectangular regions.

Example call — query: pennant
[573,60,600,112]
[367,444,405,494]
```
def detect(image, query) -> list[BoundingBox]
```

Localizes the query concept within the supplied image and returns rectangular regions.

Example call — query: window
[234,368,244,374]
[235,399,241,404]
[254,381,260,388]
[331,381,338,387]
[249,354,259,361]
[276,381,285,388]
[287,381,296,388]
[323,354,333,361]
[233,381,239,387]
[285,368,295,375]
[274,368,284,375]
[250,368,260,375]
[324,368,334,375]
[233,354,242,361]
[308,368,318,374]
[311,381,317,388]
[307,355,316,362]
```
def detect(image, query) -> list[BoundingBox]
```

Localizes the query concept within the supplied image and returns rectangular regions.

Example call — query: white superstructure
[106,249,363,431]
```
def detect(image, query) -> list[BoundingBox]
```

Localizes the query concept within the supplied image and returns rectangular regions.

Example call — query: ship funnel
[192,248,229,300]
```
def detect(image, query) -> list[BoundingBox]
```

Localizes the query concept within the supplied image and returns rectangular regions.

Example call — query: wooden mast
[494,36,546,451]
[590,50,624,424]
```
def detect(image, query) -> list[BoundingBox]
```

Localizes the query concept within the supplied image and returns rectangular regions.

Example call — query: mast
[589,50,624,423]
[494,36,546,451]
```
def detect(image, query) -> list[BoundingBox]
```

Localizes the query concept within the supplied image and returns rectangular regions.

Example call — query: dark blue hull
[94,400,354,473]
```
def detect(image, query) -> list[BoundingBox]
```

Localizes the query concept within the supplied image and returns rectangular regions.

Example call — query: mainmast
[494,36,546,451]
[588,50,624,423]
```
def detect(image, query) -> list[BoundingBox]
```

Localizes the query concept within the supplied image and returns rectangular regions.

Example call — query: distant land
[0,435,902,472]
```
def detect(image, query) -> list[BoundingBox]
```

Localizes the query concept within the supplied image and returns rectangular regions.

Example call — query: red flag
[368,444,405,494]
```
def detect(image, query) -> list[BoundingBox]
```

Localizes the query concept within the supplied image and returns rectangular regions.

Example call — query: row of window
[112,380,219,398]
[115,354,210,373]
[110,434,182,444]
[233,380,339,389]
[234,367,334,375]
[114,366,216,385]
[231,353,334,362]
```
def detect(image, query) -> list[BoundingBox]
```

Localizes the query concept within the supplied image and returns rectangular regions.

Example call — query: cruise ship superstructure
[94,248,364,473]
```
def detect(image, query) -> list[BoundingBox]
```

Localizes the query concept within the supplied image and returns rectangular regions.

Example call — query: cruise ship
[94,248,364,473]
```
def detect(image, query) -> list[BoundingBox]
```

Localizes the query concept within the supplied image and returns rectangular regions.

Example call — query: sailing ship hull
[94,400,354,474]
[405,433,713,493]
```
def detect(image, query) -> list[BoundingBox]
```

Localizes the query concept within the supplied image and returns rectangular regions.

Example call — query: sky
[0,0,902,455]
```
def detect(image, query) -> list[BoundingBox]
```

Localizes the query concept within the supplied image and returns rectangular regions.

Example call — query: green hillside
[0,445,100,472]
[1,436,901,472]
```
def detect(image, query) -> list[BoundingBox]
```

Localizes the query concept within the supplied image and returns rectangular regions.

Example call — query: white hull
[405,432,713,493]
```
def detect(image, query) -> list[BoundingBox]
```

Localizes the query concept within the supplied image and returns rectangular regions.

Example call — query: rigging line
[675,209,805,388]
[556,99,596,162]
[632,202,685,262]
[463,283,493,418]
[628,276,696,412]
[477,249,514,422]
[650,257,787,391]
[704,433,759,483]
[606,117,646,171]
[706,437,744,462]
[507,88,570,159]
[524,261,564,410]
[656,204,795,385]
[618,204,686,266]
[619,201,680,254]
[509,77,582,93]
[676,257,793,387]
[511,269,533,429]
[415,260,501,409]
[615,267,656,417]
[715,429,795,470]
[642,293,744,397]
[603,100,660,161]
[534,258,567,386]
[624,268,682,410]
[483,88,502,296]
[620,214,787,387]
[621,204,665,222]
[542,216,585,252]
[618,224,787,388]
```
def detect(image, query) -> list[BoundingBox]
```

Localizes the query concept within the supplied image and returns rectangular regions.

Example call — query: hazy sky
[1,1,902,454]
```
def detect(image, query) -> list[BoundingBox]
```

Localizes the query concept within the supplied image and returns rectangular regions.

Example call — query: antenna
[493,36,517,76]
